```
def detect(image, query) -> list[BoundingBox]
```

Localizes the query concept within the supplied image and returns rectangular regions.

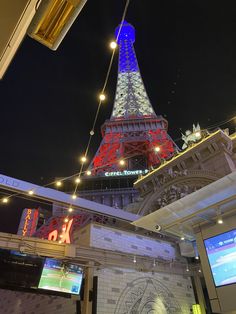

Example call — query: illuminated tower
[90,21,176,175]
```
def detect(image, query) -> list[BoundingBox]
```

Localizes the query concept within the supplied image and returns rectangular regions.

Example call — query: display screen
[204,229,236,287]
[38,258,83,294]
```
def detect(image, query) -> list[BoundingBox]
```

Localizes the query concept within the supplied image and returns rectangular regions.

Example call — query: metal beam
[0,231,193,275]
[0,173,140,222]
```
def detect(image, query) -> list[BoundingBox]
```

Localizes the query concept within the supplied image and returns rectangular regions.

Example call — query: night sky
[0,0,236,232]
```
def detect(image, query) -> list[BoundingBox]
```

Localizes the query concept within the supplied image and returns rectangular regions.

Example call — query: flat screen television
[38,258,83,295]
[204,229,236,287]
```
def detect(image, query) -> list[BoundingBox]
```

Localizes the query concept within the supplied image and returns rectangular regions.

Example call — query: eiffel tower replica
[89,21,176,175]
[75,21,177,209]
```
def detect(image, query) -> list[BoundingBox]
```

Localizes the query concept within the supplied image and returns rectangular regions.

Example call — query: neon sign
[21,208,39,237]
[104,169,148,177]
[48,218,73,244]
[22,209,32,236]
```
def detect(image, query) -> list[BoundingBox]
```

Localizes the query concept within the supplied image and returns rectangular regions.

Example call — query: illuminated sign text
[104,169,148,177]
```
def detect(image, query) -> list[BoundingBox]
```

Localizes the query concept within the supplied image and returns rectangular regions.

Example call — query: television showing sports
[38,258,83,294]
[204,229,236,287]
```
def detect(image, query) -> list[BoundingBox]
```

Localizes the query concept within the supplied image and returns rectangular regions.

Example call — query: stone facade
[130,130,236,215]
[95,268,194,314]
[75,223,196,313]
[0,223,196,314]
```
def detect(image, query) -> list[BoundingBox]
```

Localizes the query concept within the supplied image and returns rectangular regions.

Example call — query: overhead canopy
[132,171,236,241]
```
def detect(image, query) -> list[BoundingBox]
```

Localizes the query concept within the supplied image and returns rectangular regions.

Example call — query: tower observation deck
[89,21,176,176]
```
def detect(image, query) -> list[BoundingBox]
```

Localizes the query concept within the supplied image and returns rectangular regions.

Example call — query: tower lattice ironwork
[90,21,176,176]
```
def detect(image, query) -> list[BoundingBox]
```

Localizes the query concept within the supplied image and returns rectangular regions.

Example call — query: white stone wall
[90,224,195,314]
[94,267,195,314]
[0,289,77,314]
[0,223,195,314]
[89,224,184,262]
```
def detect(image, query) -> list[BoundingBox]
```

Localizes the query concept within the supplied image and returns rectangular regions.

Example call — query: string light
[154,146,161,152]
[81,156,87,163]
[56,181,62,187]
[64,218,69,223]
[75,177,81,184]
[59,240,62,244]
[133,256,137,263]
[86,170,92,176]
[59,234,63,238]
[72,194,77,200]
[110,41,117,49]
[217,217,223,224]
[2,198,9,203]
[28,190,34,195]
[181,236,185,241]
[99,93,106,101]
[68,207,73,212]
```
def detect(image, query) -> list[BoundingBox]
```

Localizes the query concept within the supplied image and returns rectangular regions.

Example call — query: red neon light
[22,209,32,236]
[47,218,73,243]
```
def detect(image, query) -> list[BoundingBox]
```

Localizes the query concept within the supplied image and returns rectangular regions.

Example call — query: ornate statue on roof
[181,123,201,149]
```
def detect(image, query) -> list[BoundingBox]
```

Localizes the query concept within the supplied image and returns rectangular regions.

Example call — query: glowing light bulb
[181,236,185,241]
[99,93,106,101]
[72,194,77,200]
[56,181,62,187]
[75,177,81,184]
[195,256,199,260]
[154,146,160,152]
[195,131,201,138]
[217,217,223,224]
[198,269,201,273]
[86,170,92,176]
[64,218,69,223]
[59,234,63,238]
[81,156,87,163]
[186,267,189,272]
[133,256,136,263]
[110,41,117,49]
[119,159,125,166]
[28,190,34,195]
[2,198,8,203]
[68,207,73,212]
[59,240,62,244]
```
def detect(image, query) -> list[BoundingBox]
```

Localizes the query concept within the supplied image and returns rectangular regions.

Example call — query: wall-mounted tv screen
[38,258,83,295]
[204,229,236,287]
